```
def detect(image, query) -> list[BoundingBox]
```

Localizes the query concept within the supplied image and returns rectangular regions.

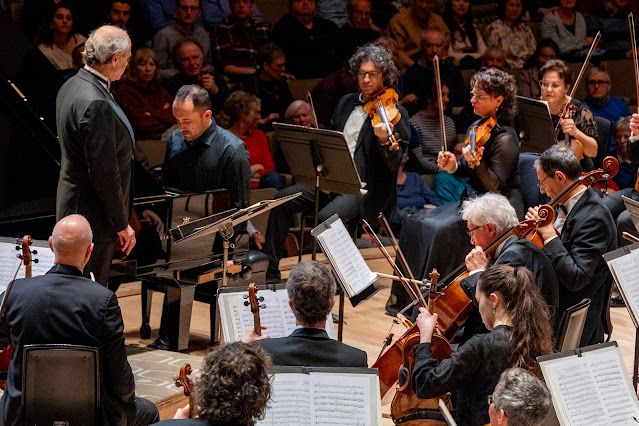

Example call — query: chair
[593,115,612,170]
[22,344,100,426]
[518,152,543,212]
[555,298,591,352]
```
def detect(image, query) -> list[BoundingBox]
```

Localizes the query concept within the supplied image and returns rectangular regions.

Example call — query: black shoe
[611,294,626,307]
[146,335,170,350]
[265,270,281,284]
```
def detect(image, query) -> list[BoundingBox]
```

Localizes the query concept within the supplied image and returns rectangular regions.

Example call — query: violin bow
[306,92,320,129]
[630,13,639,134]
[555,32,601,134]
[433,55,447,152]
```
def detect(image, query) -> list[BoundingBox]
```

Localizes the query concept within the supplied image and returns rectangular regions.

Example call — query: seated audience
[609,116,638,191]
[484,0,536,69]
[541,0,600,62]
[154,0,212,79]
[338,0,381,62]
[272,0,340,79]
[489,368,552,426]
[412,264,554,426]
[105,0,146,48]
[216,91,283,190]
[373,36,401,71]
[387,0,450,73]
[588,0,637,59]
[285,100,314,127]
[115,48,177,140]
[158,342,271,424]
[444,0,486,69]
[517,38,559,99]
[396,152,442,215]
[0,215,159,425]
[247,261,368,367]
[310,62,358,128]
[37,4,87,72]
[146,0,178,33]
[481,46,507,71]
[431,140,467,204]
[211,0,271,81]
[202,0,263,30]
[164,39,230,115]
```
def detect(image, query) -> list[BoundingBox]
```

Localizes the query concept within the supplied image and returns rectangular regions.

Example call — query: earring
[492,308,496,315]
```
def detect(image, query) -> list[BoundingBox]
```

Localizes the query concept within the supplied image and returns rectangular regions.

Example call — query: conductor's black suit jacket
[56,67,134,240]
[256,327,368,367]
[0,264,137,425]
[542,187,617,346]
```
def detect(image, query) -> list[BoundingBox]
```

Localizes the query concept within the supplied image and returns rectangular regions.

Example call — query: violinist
[458,193,558,343]
[525,145,616,346]
[263,44,410,280]
[539,59,598,169]
[412,264,554,426]
[438,68,523,218]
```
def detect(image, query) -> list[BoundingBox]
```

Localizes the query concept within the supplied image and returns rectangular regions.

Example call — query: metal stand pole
[634,327,639,391]
[312,164,323,261]
[338,288,345,342]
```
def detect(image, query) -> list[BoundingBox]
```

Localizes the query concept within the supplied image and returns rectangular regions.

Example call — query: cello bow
[434,55,447,153]
[377,213,415,281]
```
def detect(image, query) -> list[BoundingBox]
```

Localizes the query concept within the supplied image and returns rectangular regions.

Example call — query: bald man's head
[50,215,94,268]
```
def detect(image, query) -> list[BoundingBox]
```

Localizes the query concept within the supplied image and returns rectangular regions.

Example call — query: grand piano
[0,10,268,352]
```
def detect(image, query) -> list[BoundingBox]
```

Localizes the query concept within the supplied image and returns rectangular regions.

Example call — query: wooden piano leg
[165,283,196,352]
[140,280,153,339]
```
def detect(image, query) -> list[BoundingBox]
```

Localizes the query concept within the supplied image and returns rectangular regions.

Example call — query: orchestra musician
[412,264,554,426]
[525,145,616,346]
[263,43,410,281]
[489,368,552,426]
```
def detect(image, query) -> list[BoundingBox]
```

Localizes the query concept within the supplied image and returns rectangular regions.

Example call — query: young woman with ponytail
[412,264,554,426]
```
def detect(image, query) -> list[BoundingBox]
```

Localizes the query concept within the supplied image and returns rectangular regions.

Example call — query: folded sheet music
[311,215,377,298]
[605,243,639,327]
[256,367,382,426]
[538,342,639,425]
[0,237,55,294]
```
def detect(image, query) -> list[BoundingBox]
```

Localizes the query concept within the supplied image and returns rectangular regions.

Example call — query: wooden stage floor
[118,249,639,421]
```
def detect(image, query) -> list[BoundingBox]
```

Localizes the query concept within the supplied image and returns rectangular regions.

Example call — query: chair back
[555,298,591,352]
[22,344,100,426]
[518,152,543,211]
[593,115,612,170]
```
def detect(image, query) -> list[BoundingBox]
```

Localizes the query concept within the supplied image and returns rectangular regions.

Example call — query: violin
[464,116,496,167]
[559,103,584,160]
[363,88,401,151]
[173,363,196,418]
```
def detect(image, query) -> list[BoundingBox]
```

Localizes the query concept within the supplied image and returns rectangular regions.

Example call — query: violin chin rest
[398,366,408,387]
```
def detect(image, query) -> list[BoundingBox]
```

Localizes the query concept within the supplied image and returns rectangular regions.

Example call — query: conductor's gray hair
[82,25,130,66]
[460,193,519,235]
[493,368,552,426]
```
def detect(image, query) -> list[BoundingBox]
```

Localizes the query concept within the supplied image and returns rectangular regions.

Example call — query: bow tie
[555,204,568,216]
[93,73,112,93]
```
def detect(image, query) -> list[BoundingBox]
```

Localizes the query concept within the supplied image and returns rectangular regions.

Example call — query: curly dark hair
[287,261,336,326]
[197,342,272,425]
[477,265,554,379]
[470,67,518,123]
[349,43,399,88]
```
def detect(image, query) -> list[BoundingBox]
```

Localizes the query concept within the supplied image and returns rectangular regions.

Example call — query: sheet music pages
[541,346,639,425]
[607,250,639,324]
[257,373,311,426]
[315,218,377,297]
[0,240,55,294]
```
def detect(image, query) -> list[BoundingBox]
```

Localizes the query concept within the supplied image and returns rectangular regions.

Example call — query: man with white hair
[56,25,136,287]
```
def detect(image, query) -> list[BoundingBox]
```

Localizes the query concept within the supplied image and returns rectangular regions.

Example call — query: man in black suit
[56,25,136,287]
[455,193,559,343]
[247,261,367,367]
[0,215,159,425]
[526,145,617,346]
[263,43,410,280]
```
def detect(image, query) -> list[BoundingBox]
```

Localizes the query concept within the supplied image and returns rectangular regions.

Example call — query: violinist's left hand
[559,117,577,138]
[462,144,484,168]
[416,307,438,344]
[373,122,392,144]
[465,246,490,272]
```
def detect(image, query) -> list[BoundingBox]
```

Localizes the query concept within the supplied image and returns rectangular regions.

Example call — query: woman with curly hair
[159,341,272,425]
[438,67,524,217]
[413,264,554,426]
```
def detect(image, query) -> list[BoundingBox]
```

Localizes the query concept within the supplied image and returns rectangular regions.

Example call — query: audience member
[387,0,450,72]
[239,43,294,130]
[609,116,638,191]
[158,342,271,424]
[588,0,637,59]
[338,0,381,62]
[432,140,467,204]
[373,36,401,71]
[517,38,559,99]
[154,0,212,79]
[115,47,177,140]
[106,0,148,48]
[484,0,536,69]
[396,152,442,215]
[37,4,87,71]
[248,261,368,367]
[541,0,600,62]
[481,46,507,71]
[489,368,552,426]
[0,215,160,425]
[444,0,486,69]
[108,0,132,29]
[202,0,262,30]
[412,264,553,426]
[285,100,314,127]
[216,91,283,190]
[272,0,340,79]
[211,0,271,80]
[310,62,358,128]
[401,29,468,116]
[164,39,230,115]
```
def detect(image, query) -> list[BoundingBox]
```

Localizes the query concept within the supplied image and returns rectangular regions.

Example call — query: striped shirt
[410,110,456,174]
[212,16,271,71]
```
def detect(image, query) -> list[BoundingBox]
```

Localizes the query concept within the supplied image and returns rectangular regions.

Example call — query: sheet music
[607,251,639,324]
[310,373,374,425]
[315,218,377,297]
[0,240,55,294]
[257,373,311,426]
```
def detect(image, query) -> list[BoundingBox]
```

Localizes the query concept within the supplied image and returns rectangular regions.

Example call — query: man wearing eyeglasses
[154,0,213,79]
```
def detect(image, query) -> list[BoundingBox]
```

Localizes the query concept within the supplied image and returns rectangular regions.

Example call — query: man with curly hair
[158,342,272,424]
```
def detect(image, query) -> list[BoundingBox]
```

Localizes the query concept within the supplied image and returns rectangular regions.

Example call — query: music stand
[273,123,363,259]
[516,96,557,153]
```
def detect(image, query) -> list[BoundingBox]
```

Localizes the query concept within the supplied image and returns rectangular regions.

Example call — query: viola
[464,117,496,167]
[363,88,401,151]
[173,363,196,418]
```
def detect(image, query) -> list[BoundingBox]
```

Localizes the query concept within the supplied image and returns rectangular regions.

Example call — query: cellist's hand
[241,326,270,343]
[437,151,457,173]
[525,206,557,241]
[525,205,540,221]
[462,144,483,168]
[465,246,490,272]
[416,307,438,344]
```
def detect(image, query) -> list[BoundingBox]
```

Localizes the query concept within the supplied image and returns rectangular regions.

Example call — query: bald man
[0,215,159,425]
[56,25,136,287]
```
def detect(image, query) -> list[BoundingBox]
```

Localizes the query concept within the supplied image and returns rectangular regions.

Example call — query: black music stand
[516,96,557,153]
[273,123,363,259]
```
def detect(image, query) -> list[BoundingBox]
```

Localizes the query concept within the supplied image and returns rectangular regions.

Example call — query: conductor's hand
[416,307,438,344]
[373,122,392,143]
[241,326,270,343]
[117,225,136,255]
[437,151,457,173]
[465,246,490,272]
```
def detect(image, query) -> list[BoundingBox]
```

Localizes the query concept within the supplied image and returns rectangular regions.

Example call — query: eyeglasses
[586,80,610,86]
[487,394,495,406]
[357,70,380,79]
[539,81,563,90]
[467,225,483,236]
[470,91,489,101]
[537,174,551,188]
